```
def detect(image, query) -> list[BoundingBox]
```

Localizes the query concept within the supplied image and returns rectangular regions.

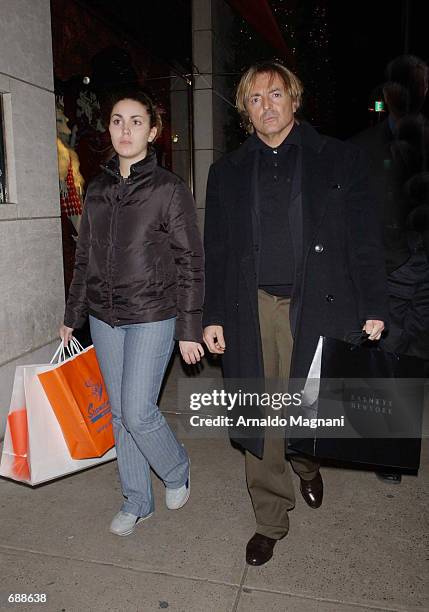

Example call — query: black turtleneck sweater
[254,123,300,297]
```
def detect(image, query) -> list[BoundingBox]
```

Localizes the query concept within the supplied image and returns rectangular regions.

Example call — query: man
[203,61,387,566]
[351,55,429,484]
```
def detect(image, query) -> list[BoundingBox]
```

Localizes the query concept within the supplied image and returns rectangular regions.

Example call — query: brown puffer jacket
[64,149,204,342]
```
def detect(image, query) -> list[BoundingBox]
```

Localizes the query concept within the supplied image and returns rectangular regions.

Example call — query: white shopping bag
[0,352,116,486]
[301,335,323,409]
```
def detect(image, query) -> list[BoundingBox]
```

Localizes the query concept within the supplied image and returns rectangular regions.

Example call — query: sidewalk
[0,356,428,612]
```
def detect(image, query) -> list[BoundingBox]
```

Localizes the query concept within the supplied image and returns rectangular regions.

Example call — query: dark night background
[65,0,428,140]
[229,0,428,138]
[51,0,428,341]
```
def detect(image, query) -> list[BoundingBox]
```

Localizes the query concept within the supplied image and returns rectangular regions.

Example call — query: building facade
[0,0,238,438]
[0,0,63,436]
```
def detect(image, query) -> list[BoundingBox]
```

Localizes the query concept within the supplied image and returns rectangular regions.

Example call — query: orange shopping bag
[38,339,114,459]
[7,409,30,481]
[0,361,116,486]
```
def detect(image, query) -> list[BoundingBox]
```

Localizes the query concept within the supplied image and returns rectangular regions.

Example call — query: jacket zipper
[108,181,123,325]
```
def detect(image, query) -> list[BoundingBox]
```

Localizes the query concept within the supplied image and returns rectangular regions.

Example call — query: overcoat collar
[228,121,326,166]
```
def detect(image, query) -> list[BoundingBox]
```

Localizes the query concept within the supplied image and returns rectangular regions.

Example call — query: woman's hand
[179,341,205,365]
[59,324,74,347]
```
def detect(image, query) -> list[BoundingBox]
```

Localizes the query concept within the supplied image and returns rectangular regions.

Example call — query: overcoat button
[325,294,334,302]
[314,244,324,253]
[333,184,341,189]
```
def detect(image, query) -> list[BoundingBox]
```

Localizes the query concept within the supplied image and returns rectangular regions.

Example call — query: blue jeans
[89,315,189,516]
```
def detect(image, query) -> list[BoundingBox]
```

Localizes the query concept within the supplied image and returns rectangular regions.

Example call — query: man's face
[245,72,297,145]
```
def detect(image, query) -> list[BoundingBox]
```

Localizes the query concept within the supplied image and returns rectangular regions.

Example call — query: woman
[60,90,204,536]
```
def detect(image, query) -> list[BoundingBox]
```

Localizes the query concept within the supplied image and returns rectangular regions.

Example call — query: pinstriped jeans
[89,315,189,517]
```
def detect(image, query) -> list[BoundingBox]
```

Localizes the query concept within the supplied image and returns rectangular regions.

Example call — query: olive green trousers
[245,289,320,539]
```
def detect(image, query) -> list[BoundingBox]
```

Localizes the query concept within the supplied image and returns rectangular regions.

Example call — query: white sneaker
[109,510,153,536]
[166,470,190,510]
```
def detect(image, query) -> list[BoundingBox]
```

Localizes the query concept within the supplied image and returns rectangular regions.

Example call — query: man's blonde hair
[235,61,303,133]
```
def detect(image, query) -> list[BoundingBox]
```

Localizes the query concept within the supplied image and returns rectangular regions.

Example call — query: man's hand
[179,341,205,365]
[363,320,385,341]
[59,324,74,346]
[203,325,226,354]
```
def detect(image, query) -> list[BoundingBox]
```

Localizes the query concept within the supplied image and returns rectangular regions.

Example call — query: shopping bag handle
[344,330,368,345]
[344,330,393,355]
[50,341,67,364]
[50,337,86,364]
[69,337,84,354]
[345,330,379,350]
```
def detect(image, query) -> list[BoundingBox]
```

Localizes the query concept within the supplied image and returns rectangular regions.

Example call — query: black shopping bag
[288,336,426,470]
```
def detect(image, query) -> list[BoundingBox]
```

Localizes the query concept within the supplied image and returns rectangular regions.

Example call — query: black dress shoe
[376,472,402,484]
[246,533,277,566]
[300,472,323,508]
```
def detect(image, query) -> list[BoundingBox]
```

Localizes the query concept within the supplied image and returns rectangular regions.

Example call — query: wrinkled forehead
[247,70,287,96]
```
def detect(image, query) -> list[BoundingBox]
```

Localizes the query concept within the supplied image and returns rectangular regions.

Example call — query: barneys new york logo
[350,393,393,415]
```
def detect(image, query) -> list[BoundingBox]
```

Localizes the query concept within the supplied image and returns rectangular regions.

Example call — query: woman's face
[109,98,157,162]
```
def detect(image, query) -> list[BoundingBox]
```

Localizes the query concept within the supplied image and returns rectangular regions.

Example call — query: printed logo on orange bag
[87,398,112,425]
[85,379,103,401]
[85,378,112,427]
[38,346,115,459]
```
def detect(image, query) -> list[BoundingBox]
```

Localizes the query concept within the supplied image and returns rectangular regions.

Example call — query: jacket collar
[248,122,301,153]
[229,121,326,166]
[100,147,157,181]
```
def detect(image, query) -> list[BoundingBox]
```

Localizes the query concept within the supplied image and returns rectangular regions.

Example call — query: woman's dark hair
[102,89,163,140]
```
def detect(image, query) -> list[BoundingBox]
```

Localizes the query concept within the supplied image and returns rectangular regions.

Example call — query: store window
[0,96,7,203]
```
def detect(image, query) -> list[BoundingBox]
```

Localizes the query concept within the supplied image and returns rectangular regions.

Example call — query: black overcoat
[203,122,389,457]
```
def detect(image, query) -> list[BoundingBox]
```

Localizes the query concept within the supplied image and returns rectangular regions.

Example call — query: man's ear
[292,101,298,113]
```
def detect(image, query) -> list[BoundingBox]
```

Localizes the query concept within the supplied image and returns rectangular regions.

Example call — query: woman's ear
[148,126,158,143]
